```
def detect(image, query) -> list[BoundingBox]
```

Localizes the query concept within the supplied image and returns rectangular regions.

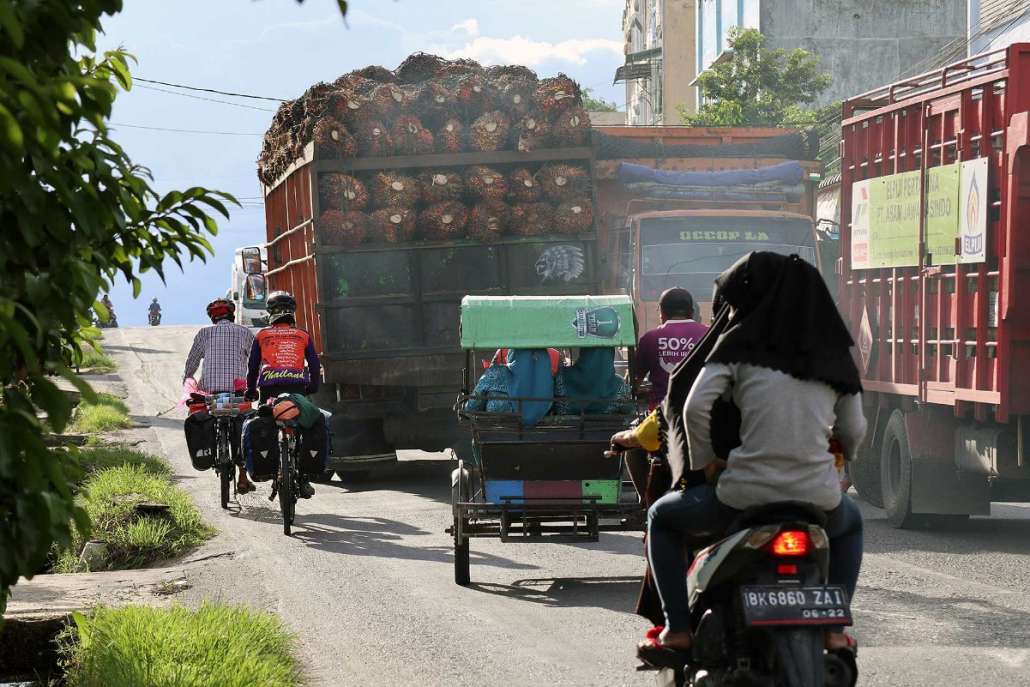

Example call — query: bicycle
[269,416,301,535]
[206,394,254,509]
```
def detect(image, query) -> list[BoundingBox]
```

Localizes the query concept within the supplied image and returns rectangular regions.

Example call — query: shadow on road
[469,576,642,614]
[863,512,1030,557]
[104,344,171,354]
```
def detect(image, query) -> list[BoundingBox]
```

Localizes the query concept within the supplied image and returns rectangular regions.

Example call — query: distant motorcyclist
[183,298,257,494]
[97,294,118,328]
[148,298,162,326]
[624,252,866,664]
[246,291,322,498]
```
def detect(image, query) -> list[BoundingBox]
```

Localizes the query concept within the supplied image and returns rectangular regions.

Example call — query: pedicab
[450,295,646,585]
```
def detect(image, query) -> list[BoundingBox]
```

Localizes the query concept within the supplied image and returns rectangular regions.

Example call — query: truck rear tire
[881,411,918,528]
[849,446,884,509]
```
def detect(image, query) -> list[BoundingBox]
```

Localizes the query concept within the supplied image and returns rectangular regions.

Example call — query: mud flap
[773,628,823,687]
[906,411,990,516]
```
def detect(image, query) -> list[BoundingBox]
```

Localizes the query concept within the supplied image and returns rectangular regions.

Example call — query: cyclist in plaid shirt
[183,298,257,493]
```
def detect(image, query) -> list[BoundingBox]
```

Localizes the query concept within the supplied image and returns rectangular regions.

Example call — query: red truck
[839,43,1030,526]
[592,126,824,330]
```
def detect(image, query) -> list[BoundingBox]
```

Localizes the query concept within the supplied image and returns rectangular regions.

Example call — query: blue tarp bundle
[616,160,805,188]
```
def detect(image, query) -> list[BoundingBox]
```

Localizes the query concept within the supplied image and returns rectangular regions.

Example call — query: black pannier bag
[297,411,331,475]
[242,415,280,481]
[184,411,216,471]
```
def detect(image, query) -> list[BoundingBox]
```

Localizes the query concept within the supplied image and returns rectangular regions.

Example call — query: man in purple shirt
[635,288,708,409]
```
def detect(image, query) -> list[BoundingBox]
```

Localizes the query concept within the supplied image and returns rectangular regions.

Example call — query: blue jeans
[646,485,864,633]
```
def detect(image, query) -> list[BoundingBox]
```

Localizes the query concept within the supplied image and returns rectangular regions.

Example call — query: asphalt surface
[105,326,1030,686]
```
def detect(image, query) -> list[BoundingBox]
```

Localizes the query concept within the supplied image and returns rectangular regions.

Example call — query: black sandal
[636,636,691,669]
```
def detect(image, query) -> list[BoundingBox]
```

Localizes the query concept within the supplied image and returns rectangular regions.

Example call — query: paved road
[106,326,1030,686]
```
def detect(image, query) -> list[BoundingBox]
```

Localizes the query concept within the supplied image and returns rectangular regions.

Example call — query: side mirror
[232,292,239,300]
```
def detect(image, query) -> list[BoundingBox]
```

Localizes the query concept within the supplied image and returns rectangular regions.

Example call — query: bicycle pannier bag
[184,410,216,471]
[242,415,280,481]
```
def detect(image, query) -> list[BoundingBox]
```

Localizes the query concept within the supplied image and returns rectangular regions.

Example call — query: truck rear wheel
[849,444,884,509]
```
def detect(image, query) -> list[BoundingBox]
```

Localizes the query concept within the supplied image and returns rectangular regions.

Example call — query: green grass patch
[60,604,301,687]
[80,344,116,373]
[69,393,133,434]
[69,446,170,484]
[55,464,212,573]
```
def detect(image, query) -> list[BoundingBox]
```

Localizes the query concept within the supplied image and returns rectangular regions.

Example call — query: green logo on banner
[573,306,620,339]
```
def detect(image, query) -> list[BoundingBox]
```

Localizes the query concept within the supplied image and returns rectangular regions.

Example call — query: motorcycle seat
[726,500,827,533]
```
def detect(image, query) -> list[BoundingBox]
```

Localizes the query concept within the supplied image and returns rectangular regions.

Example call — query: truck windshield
[637,215,817,301]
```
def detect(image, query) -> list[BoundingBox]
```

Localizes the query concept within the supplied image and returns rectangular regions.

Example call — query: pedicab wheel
[453,459,471,586]
[219,466,232,510]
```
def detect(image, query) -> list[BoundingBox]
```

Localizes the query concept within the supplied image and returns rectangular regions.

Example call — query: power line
[135,77,289,103]
[110,122,264,136]
[137,84,276,112]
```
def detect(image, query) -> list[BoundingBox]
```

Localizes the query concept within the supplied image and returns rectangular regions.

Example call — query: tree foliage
[680,28,832,127]
[583,88,617,113]
[0,0,234,614]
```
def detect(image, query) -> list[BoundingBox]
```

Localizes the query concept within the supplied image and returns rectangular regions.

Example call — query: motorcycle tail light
[767,530,811,557]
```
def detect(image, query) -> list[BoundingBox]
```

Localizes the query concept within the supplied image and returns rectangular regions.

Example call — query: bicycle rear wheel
[279,438,294,535]
[218,421,232,509]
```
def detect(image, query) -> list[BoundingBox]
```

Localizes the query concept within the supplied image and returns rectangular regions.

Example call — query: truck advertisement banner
[850,160,988,269]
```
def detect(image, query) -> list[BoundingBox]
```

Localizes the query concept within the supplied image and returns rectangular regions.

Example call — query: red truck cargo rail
[840,42,1030,423]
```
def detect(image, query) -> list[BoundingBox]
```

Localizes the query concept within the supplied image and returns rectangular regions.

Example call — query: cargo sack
[184,411,216,471]
[242,415,280,481]
[298,410,332,475]
[284,393,324,429]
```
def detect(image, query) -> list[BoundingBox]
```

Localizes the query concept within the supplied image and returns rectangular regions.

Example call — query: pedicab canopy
[459,295,637,349]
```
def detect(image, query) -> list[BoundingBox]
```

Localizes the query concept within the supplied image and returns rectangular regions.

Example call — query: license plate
[740,585,852,627]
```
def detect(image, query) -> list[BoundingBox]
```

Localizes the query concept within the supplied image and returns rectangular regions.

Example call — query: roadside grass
[79,343,116,373]
[60,604,302,687]
[69,446,171,484]
[55,464,212,573]
[69,393,133,434]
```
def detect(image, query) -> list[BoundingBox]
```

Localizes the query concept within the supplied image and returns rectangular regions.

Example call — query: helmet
[206,298,235,322]
[266,291,296,324]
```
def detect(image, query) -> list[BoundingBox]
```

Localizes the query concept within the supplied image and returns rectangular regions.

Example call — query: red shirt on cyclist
[245,291,322,403]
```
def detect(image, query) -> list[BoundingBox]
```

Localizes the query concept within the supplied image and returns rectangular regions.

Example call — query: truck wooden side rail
[839,43,1030,526]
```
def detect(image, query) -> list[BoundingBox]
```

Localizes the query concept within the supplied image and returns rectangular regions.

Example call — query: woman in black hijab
[638,251,866,661]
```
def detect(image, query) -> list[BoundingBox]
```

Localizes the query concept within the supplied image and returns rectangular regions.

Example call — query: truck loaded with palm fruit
[259,54,602,475]
[259,52,824,475]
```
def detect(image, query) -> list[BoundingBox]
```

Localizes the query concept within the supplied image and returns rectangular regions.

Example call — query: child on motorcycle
[633,252,866,662]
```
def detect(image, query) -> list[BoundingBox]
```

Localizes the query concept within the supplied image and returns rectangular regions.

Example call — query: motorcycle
[648,502,857,687]
[149,311,161,326]
[94,312,118,328]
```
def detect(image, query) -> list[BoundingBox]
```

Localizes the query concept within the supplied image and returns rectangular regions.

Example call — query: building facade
[616,0,697,124]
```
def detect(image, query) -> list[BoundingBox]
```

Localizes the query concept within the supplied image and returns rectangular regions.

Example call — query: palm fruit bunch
[512,113,551,152]
[419,169,465,204]
[538,163,591,201]
[327,88,368,128]
[353,119,393,157]
[390,115,434,155]
[551,105,591,147]
[449,72,494,114]
[434,117,465,153]
[508,167,542,202]
[352,65,396,83]
[419,80,455,127]
[488,66,537,118]
[369,171,419,208]
[395,52,447,84]
[318,174,369,212]
[369,82,410,120]
[467,200,510,242]
[464,165,508,201]
[532,73,582,116]
[312,117,356,159]
[419,201,468,241]
[436,57,483,78]
[468,110,511,152]
[320,209,369,247]
[510,202,554,237]
[369,207,418,243]
[553,198,594,234]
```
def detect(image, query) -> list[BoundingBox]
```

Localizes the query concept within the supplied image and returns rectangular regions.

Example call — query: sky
[94,0,626,325]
